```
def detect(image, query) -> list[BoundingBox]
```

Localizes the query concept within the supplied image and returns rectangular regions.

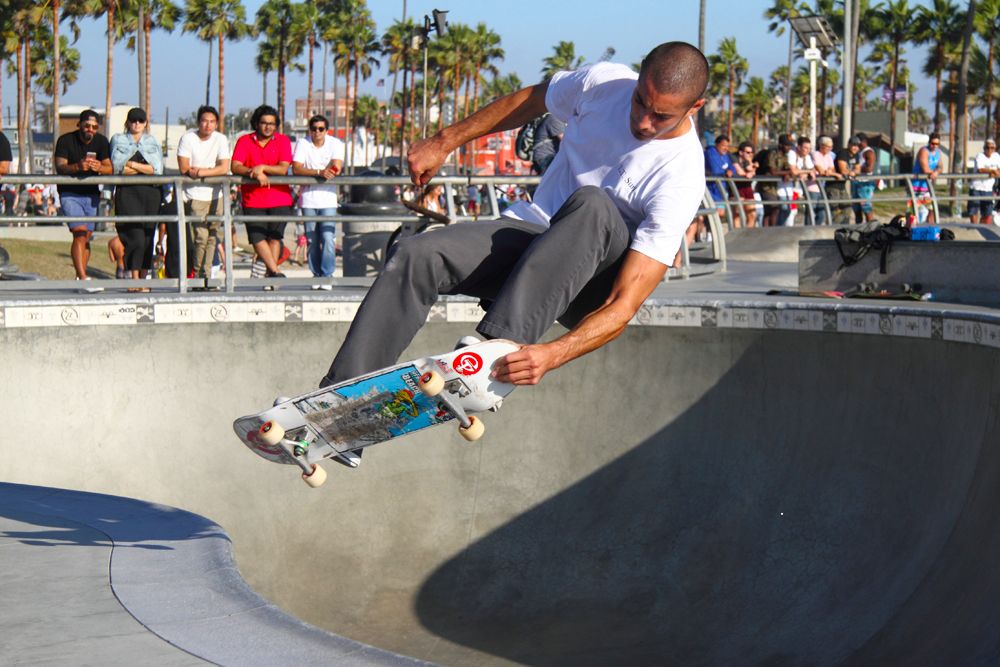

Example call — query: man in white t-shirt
[292,114,345,284]
[968,138,1000,224]
[321,41,707,396]
[177,105,231,285]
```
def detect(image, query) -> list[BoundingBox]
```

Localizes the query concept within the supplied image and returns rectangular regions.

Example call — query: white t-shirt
[293,136,346,209]
[503,62,705,266]
[176,130,230,201]
[971,151,1000,191]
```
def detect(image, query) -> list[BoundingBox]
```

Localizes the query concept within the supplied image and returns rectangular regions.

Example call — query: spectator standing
[466,183,482,218]
[777,133,799,225]
[828,137,860,225]
[110,107,164,292]
[177,105,231,288]
[853,133,878,224]
[0,129,10,177]
[1,185,16,218]
[732,141,758,227]
[54,109,113,291]
[291,114,344,288]
[704,134,739,228]
[755,140,790,227]
[811,136,839,226]
[419,184,445,213]
[231,104,294,282]
[792,137,820,225]
[968,138,1000,224]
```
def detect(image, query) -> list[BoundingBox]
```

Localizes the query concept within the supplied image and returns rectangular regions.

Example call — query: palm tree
[294,0,321,121]
[542,41,583,80]
[870,0,917,150]
[481,72,522,106]
[255,0,304,129]
[468,23,503,116]
[913,0,963,133]
[381,17,418,156]
[339,5,380,164]
[764,0,808,132]
[738,76,773,145]
[708,37,748,139]
[974,0,1000,133]
[183,0,251,132]
[121,0,181,114]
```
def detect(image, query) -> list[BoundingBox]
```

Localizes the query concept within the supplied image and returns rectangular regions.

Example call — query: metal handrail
[1,173,718,292]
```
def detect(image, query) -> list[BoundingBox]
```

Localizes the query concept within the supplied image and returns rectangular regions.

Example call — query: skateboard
[233,339,519,487]
[767,283,932,301]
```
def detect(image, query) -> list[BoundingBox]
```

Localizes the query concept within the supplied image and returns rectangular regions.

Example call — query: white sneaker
[454,335,482,350]
[311,284,333,291]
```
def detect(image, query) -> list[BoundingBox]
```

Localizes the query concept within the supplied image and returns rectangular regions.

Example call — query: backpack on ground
[515,114,546,161]
[834,216,911,272]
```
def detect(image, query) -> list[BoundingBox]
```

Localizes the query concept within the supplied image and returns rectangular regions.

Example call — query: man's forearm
[437,83,548,154]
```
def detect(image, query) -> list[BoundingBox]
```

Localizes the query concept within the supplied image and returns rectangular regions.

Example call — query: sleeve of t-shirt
[632,181,705,267]
[231,135,249,164]
[976,153,989,171]
[544,66,597,123]
[0,132,11,162]
[54,135,71,161]
[332,138,346,162]
[176,133,193,159]
[215,134,230,162]
[278,135,293,163]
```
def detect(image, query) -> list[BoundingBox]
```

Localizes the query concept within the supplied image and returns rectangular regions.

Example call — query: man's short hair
[778,133,794,148]
[197,105,220,123]
[308,114,328,128]
[797,136,811,147]
[79,109,99,125]
[848,136,861,147]
[639,42,709,105]
[929,131,941,142]
[715,134,729,145]
[856,133,868,143]
[819,136,834,147]
[251,105,279,130]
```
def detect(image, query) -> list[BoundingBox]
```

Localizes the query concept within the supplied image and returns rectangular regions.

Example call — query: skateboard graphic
[233,339,519,487]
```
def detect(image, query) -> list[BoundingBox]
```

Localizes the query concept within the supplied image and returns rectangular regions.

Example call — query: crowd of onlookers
[701,130,1000,241]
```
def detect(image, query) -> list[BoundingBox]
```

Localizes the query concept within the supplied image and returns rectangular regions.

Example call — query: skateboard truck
[417,371,485,440]
[258,421,328,487]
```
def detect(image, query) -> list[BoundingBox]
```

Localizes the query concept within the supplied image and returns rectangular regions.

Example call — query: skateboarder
[322,41,708,390]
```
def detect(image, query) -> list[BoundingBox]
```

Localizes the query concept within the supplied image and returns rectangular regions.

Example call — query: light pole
[420,9,448,139]
[790,15,837,143]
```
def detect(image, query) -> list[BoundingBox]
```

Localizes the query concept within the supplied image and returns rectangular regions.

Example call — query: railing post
[223,176,234,293]
[175,177,188,294]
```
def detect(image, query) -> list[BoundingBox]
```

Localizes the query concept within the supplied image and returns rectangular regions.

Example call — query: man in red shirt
[230,105,293,278]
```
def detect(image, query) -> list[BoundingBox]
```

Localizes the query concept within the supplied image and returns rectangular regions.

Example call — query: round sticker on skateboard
[453,351,483,375]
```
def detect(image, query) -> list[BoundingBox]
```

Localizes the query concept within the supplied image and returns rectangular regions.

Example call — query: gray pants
[321,186,631,386]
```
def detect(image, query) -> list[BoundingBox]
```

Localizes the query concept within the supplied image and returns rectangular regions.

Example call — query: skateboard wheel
[418,370,445,397]
[302,464,327,488]
[459,415,485,442]
[259,420,285,446]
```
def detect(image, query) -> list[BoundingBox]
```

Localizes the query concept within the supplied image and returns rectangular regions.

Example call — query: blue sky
[5,0,940,125]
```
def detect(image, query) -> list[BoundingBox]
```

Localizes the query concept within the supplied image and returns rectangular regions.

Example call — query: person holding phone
[54,108,113,289]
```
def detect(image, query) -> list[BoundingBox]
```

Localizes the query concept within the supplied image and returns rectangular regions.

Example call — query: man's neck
[312,136,326,148]
[197,131,213,141]
[255,132,272,145]
[77,132,93,145]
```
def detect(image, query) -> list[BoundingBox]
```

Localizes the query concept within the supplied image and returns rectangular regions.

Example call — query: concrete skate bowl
[3,310,1000,666]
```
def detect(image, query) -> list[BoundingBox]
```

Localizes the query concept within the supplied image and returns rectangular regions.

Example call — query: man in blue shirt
[701,134,738,233]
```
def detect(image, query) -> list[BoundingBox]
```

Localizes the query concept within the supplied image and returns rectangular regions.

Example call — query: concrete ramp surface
[3,316,1000,665]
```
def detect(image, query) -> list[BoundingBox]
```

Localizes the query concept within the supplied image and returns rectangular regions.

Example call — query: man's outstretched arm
[408,82,549,185]
[492,250,668,385]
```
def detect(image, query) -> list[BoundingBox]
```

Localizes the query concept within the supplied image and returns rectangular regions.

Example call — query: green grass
[0,237,118,280]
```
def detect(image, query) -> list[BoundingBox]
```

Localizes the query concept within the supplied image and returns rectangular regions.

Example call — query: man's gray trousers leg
[321,186,631,386]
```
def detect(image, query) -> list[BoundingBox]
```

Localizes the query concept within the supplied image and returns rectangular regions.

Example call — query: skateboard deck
[233,338,519,486]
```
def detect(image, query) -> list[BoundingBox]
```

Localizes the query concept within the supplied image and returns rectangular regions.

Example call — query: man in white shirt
[969,138,1000,224]
[177,105,231,286]
[292,114,345,285]
[320,41,707,398]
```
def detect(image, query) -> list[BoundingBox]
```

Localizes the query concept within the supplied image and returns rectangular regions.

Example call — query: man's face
[798,142,811,156]
[849,144,860,156]
[79,117,99,142]
[629,75,704,141]
[256,114,278,139]
[715,139,730,155]
[198,113,218,137]
[987,143,996,155]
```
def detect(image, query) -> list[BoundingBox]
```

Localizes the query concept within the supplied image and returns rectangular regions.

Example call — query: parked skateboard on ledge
[233,339,519,487]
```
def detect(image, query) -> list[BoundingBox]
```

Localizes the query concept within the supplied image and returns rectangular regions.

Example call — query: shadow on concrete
[414,332,1000,666]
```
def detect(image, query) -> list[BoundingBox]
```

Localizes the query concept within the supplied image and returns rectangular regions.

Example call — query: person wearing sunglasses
[54,109,113,291]
[292,114,344,288]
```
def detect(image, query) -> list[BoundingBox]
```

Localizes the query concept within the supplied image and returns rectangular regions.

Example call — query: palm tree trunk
[307,36,315,118]
[934,65,942,133]
[145,18,152,114]
[987,39,994,137]
[753,109,760,145]
[16,39,25,173]
[218,35,226,132]
[53,0,61,140]
[727,70,735,138]
[408,61,418,143]
[889,44,899,153]
[105,2,115,135]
